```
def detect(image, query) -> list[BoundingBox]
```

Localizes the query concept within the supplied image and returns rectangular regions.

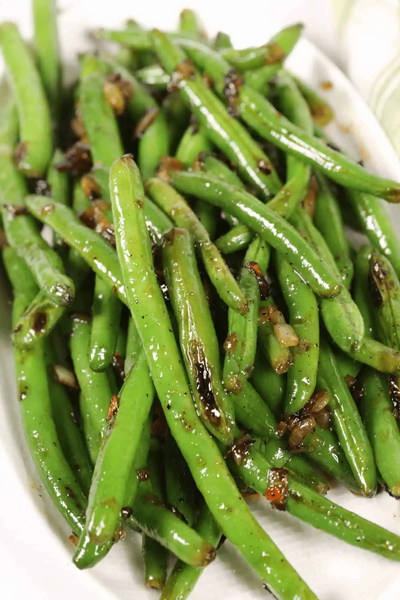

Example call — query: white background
[1,1,400,600]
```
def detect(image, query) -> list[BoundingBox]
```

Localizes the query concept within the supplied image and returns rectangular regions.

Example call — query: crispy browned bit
[303,388,330,414]
[287,416,316,452]
[263,304,285,325]
[0,228,8,250]
[101,225,116,247]
[120,506,133,520]
[168,59,196,92]
[321,80,333,90]
[41,203,55,216]
[51,364,79,390]
[112,352,125,380]
[55,142,92,173]
[81,173,100,200]
[389,375,400,420]
[134,107,160,139]
[345,374,357,388]
[257,159,272,175]
[224,433,254,466]
[266,467,289,511]
[71,100,87,140]
[302,175,318,218]
[103,73,134,116]
[30,311,48,334]
[156,155,184,183]
[69,534,79,547]
[113,524,126,542]
[193,150,212,173]
[223,332,238,354]
[202,72,213,89]
[106,394,119,422]
[14,142,28,167]
[137,468,150,482]
[224,68,244,117]
[314,407,330,429]
[35,179,52,197]
[79,204,116,245]
[264,41,285,65]
[276,421,288,437]
[245,261,270,300]
[190,339,221,426]
[3,204,27,217]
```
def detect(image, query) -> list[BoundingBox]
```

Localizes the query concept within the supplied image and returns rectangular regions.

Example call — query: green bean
[70,315,113,450]
[3,208,75,307]
[360,368,400,497]
[221,24,303,71]
[46,343,93,495]
[213,31,232,51]
[224,237,270,390]
[26,195,128,303]
[143,195,174,243]
[164,432,196,527]
[231,442,400,561]
[215,225,254,255]
[369,248,400,350]
[176,125,213,168]
[0,91,19,148]
[125,316,141,376]
[353,246,377,337]
[179,8,205,38]
[147,177,247,314]
[197,153,245,206]
[3,246,86,534]
[85,349,155,544]
[161,503,221,600]
[170,170,342,298]
[290,206,364,353]
[12,289,65,350]
[151,30,281,200]
[110,155,317,599]
[137,63,170,89]
[346,190,400,277]
[233,381,279,440]
[250,351,286,416]
[33,0,61,117]
[275,253,319,416]
[290,74,334,126]
[142,438,168,589]
[334,349,361,380]
[238,84,400,202]
[79,392,99,465]
[313,172,353,287]
[47,149,69,209]
[350,337,400,375]
[0,23,52,176]
[163,227,235,444]
[89,275,122,371]
[318,338,377,496]
[162,91,190,153]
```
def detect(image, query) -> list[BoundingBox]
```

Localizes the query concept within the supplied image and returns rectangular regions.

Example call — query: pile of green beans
[2,5,400,600]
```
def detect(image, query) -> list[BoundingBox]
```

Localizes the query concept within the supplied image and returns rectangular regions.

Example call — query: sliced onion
[51,365,79,390]
[274,323,299,347]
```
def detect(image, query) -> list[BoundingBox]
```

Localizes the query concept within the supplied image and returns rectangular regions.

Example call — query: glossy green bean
[89,275,122,371]
[221,24,303,71]
[26,195,128,304]
[0,23,52,176]
[259,299,293,375]
[0,91,18,147]
[33,0,61,116]
[360,368,400,497]
[224,237,270,391]
[238,84,400,202]
[79,393,100,465]
[161,503,222,600]
[275,253,319,416]
[46,344,93,495]
[86,350,155,544]
[350,337,400,375]
[352,245,377,337]
[4,247,86,534]
[136,63,170,89]
[233,381,279,439]
[313,172,353,288]
[290,206,364,353]
[164,432,196,527]
[151,30,281,200]
[213,31,232,51]
[290,74,334,126]
[170,170,341,298]
[147,177,247,314]
[318,338,377,496]
[369,248,400,350]
[70,315,113,450]
[250,351,286,416]
[231,442,400,561]
[334,349,361,380]
[125,316,141,376]
[346,190,400,277]
[110,155,317,599]
[163,227,235,444]
[12,289,65,350]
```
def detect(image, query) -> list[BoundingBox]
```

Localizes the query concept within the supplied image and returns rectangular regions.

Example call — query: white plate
[0,2,400,599]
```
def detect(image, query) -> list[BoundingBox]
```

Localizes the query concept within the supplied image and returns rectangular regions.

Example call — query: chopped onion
[274,323,299,347]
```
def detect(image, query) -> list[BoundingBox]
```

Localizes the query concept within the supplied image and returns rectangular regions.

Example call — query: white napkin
[333,0,400,154]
